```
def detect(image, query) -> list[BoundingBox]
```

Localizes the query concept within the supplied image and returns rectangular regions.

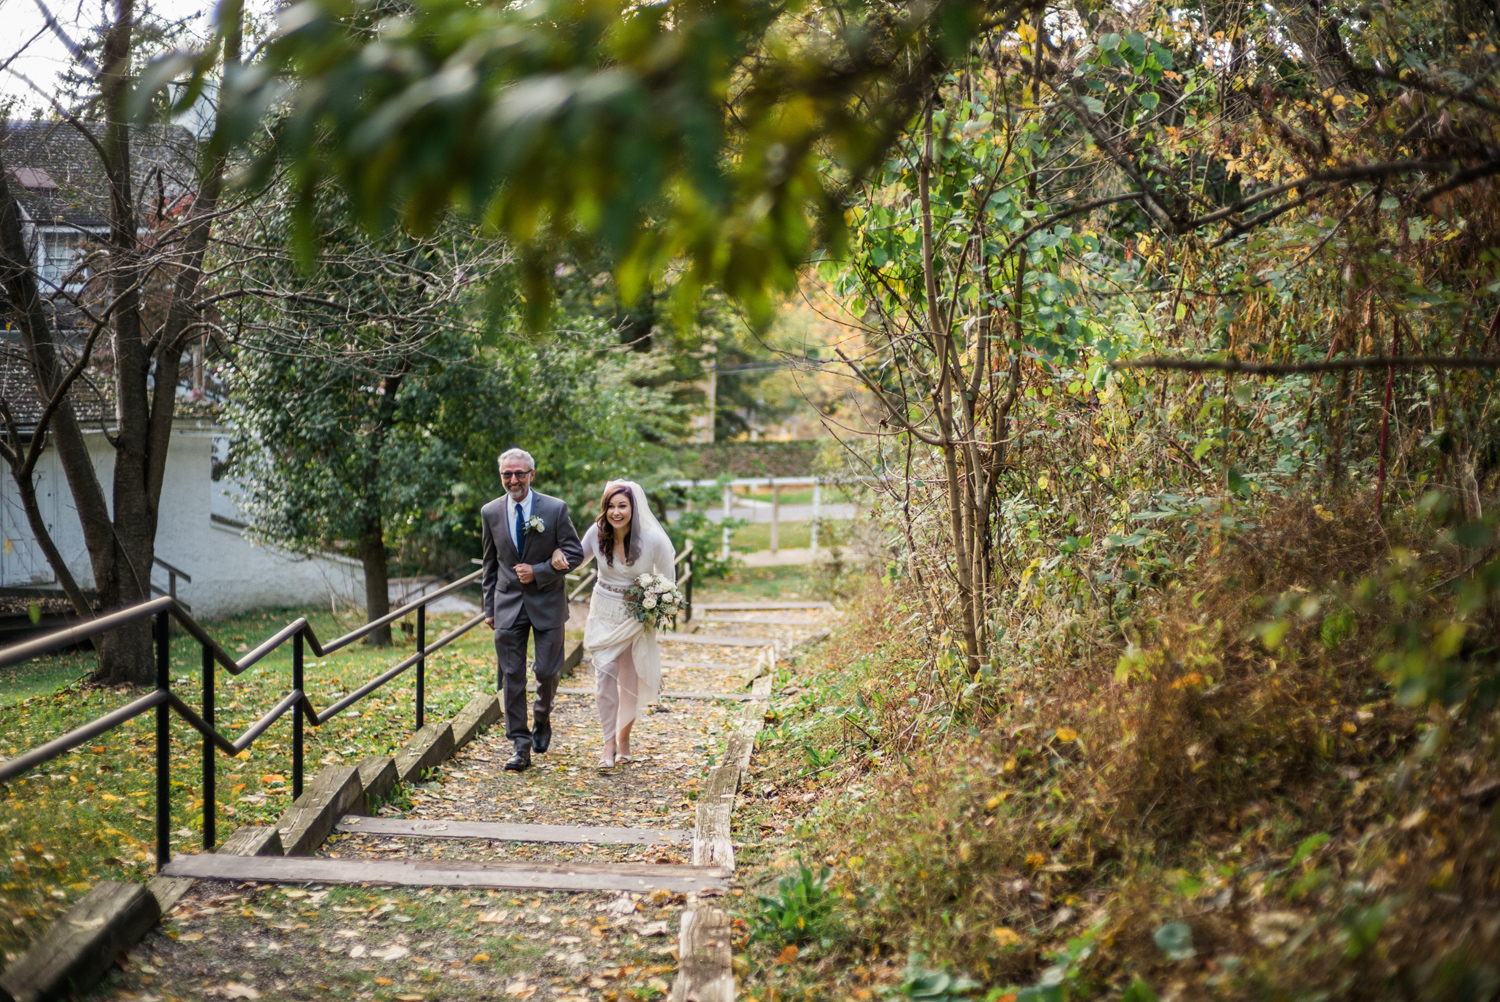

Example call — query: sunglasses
[500,470,533,480]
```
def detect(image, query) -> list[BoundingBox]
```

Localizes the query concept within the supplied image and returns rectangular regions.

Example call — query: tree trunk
[359,519,393,647]
[94,619,156,685]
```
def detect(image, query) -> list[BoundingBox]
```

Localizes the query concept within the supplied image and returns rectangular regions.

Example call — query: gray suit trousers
[496,606,564,753]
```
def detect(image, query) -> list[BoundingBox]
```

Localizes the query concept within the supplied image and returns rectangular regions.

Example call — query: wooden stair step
[557,688,756,701]
[161,854,727,894]
[661,659,752,670]
[335,816,690,845]
[700,615,830,626]
[658,634,771,647]
[694,601,834,611]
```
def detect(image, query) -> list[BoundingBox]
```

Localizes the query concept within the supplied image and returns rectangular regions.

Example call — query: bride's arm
[575,523,599,568]
[653,531,678,585]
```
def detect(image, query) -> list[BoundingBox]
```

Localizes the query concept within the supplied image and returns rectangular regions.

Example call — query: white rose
[643,596,657,609]
[637,573,652,586]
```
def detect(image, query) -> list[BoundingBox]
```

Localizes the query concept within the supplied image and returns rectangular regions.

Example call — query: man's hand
[550,548,569,571]
[514,562,536,584]
[485,616,494,628]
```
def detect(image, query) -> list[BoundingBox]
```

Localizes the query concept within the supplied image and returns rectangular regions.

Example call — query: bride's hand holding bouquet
[625,572,685,631]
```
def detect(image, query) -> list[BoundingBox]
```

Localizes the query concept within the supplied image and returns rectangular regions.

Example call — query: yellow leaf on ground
[1025,852,1046,869]
[179,933,204,942]
[1055,727,1078,742]
[471,953,490,963]
[993,926,1021,947]
[775,945,799,965]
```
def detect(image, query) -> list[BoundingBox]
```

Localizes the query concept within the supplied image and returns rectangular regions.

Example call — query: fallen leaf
[636,921,670,937]
[477,909,509,923]
[374,979,393,986]
[178,933,204,942]
[348,945,366,959]
[370,944,410,961]
[505,983,537,999]
[223,985,260,1000]
[992,926,1021,947]
[1055,727,1078,742]
[775,945,799,965]
[471,953,490,963]
[395,995,425,1002]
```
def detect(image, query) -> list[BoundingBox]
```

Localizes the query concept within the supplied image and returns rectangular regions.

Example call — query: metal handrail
[0,567,485,871]
[151,556,192,612]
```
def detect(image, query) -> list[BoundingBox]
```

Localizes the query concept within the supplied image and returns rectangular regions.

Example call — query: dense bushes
[742,487,1500,1000]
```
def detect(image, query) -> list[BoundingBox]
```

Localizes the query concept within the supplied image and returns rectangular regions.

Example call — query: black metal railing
[0,541,695,874]
[0,569,483,870]
[150,556,192,611]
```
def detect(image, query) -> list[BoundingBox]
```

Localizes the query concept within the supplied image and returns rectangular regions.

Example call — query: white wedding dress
[580,481,677,737]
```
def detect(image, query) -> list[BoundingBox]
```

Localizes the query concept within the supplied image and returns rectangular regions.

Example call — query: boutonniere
[526,515,545,535]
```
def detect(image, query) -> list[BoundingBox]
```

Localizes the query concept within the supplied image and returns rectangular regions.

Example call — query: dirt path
[95,611,828,1002]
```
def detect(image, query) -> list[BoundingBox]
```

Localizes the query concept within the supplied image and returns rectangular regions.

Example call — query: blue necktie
[514,502,525,555]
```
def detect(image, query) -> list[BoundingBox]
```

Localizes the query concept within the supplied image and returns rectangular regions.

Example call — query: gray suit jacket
[480,491,584,631]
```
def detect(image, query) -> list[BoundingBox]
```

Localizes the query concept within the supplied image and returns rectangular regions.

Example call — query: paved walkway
[106,606,833,1002]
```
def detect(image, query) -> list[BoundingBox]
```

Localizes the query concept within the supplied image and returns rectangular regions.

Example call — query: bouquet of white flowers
[624,572,686,631]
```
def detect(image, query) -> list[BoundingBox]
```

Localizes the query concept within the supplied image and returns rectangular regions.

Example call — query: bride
[575,480,677,768]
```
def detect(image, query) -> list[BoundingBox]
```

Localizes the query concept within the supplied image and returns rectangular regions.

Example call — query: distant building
[1,120,364,617]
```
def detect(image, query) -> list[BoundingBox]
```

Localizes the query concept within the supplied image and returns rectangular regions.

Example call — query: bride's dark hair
[596,484,640,566]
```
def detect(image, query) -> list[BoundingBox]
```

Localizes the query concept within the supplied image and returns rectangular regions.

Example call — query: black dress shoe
[532,716,552,754]
[504,749,531,772]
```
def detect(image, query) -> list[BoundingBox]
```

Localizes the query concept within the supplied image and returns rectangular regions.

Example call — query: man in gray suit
[481,448,584,771]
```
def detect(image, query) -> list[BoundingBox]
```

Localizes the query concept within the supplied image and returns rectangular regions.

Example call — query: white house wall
[0,423,366,618]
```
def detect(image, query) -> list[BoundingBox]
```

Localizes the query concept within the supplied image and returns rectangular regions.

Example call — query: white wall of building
[0,421,365,618]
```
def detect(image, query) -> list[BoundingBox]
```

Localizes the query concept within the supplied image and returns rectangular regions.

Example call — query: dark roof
[0,338,115,428]
[2,118,200,231]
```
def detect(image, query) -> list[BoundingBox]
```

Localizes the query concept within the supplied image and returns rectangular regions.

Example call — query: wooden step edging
[557,688,758,702]
[672,646,776,1002]
[694,601,834,611]
[335,816,691,845]
[0,685,505,1002]
[0,882,161,1002]
[160,854,728,894]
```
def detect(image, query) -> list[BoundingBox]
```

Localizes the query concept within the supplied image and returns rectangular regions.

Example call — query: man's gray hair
[497,447,535,472]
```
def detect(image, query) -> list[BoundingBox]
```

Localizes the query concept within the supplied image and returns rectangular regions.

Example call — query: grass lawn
[727,518,857,551]
[728,485,861,506]
[693,563,818,603]
[0,599,510,963]
[0,649,94,705]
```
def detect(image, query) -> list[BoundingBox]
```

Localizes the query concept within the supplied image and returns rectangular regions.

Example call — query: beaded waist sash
[594,580,629,597]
